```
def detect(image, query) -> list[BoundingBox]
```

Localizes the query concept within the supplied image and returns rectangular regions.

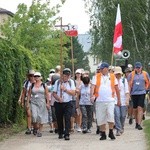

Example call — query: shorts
[132,94,145,108]
[96,101,115,126]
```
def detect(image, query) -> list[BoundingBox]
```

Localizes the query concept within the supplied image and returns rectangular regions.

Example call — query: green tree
[0,0,70,124]
[84,0,150,70]
[63,36,90,75]
[1,0,69,74]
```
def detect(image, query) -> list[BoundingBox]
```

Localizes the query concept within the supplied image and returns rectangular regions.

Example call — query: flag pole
[59,17,63,98]
[70,36,75,78]
[111,47,114,66]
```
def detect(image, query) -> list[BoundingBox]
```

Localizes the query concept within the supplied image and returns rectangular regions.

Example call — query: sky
[0,0,90,34]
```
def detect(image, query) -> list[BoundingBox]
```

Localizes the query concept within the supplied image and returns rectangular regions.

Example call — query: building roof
[0,8,14,17]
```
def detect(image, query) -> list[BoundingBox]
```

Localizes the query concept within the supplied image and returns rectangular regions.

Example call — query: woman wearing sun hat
[18,69,35,135]
[27,72,50,137]
[114,66,130,136]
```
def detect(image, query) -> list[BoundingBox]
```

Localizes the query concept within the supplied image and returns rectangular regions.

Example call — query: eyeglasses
[34,75,40,78]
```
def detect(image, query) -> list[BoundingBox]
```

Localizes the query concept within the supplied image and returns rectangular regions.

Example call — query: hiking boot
[108,130,116,140]
[58,134,63,139]
[54,129,58,134]
[135,123,138,129]
[129,118,133,125]
[82,128,87,134]
[138,125,143,130]
[49,129,54,133]
[142,114,145,120]
[99,132,106,140]
[64,135,70,140]
[33,129,37,135]
[96,128,100,134]
[25,128,31,135]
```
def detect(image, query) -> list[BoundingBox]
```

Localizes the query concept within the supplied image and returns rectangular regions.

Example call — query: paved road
[0,119,147,150]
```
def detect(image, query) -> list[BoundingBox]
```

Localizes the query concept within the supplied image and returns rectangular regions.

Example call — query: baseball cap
[134,62,142,68]
[75,69,82,74]
[63,68,71,75]
[124,67,132,73]
[100,62,109,69]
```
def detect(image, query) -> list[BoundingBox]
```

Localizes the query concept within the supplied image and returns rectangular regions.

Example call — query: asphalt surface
[0,118,147,150]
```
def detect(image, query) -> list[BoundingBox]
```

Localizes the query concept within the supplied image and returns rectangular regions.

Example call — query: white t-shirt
[79,84,93,105]
[92,73,118,102]
[53,79,76,103]
[114,77,129,106]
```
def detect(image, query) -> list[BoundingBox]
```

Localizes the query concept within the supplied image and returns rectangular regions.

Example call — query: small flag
[65,25,78,37]
[113,4,123,54]
[65,30,78,37]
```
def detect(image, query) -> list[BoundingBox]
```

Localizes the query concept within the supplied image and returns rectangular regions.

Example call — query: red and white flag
[113,4,123,54]
[65,25,78,37]
[65,30,78,37]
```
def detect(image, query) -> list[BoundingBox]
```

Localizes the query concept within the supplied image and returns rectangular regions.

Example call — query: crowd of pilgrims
[18,62,150,141]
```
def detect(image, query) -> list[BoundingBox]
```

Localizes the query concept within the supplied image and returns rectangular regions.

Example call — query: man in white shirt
[91,62,121,140]
[53,68,76,140]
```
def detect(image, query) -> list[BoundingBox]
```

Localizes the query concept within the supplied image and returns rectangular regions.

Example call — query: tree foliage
[63,37,90,74]
[0,0,70,124]
[1,0,69,72]
[84,0,150,70]
[0,0,89,124]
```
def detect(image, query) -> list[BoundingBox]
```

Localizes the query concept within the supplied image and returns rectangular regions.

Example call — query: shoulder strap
[57,79,60,91]
[31,83,45,90]
[41,83,46,89]
[129,71,135,89]
[24,80,29,89]
[31,83,34,89]
[68,79,72,87]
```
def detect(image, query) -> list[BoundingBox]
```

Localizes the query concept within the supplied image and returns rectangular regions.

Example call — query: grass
[143,119,150,150]
[0,123,26,141]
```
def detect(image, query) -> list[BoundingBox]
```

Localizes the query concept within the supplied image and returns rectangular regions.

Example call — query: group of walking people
[18,61,150,141]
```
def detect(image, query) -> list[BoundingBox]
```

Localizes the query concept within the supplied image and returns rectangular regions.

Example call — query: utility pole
[55,17,69,97]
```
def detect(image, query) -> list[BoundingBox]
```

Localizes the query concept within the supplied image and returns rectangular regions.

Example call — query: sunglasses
[29,74,34,77]
[34,75,40,78]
